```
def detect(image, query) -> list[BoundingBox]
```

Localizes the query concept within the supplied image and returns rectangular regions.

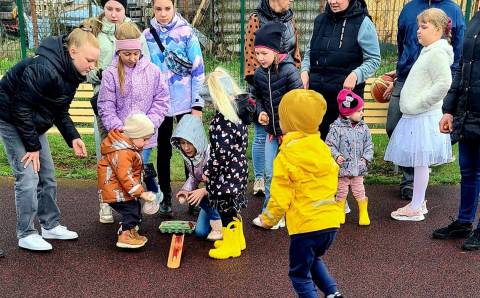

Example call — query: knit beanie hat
[123,114,154,139]
[101,0,127,11]
[337,89,364,117]
[254,22,285,54]
[279,89,327,134]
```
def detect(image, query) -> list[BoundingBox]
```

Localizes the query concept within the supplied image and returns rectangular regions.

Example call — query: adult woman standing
[85,0,149,224]
[432,11,480,251]
[301,0,380,140]
[244,0,301,195]
[144,0,205,218]
[0,29,99,251]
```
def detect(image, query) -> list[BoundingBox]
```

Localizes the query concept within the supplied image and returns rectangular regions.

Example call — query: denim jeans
[142,148,159,193]
[385,80,414,194]
[457,141,480,227]
[252,123,266,179]
[289,230,338,298]
[263,136,280,210]
[0,119,60,239]
[93,115,108,162]
[194,197,221,238]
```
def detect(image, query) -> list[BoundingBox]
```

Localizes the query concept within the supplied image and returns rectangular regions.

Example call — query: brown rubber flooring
[0,178,479,297]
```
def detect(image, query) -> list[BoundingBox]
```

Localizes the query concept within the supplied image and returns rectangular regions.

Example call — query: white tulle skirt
[384,109,452,167]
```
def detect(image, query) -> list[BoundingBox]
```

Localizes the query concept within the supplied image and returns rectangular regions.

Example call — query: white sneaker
[18,234,52,251]
[345,201,351,214]
[99,203,114,224]
[421,200,428,215]
[41,225,78,240]
[253,178,265,195]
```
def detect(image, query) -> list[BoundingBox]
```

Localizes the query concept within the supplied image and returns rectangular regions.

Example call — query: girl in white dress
[385,8,453,221]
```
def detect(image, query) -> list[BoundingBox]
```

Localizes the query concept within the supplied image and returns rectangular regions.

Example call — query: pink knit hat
[337,89,364,117]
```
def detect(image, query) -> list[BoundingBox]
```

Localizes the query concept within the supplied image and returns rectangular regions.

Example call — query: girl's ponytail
[80,14,104,38]
[444,18,452,44]
[67,27,99,51]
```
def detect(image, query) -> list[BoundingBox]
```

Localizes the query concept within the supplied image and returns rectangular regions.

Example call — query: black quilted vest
[309,0,368,97]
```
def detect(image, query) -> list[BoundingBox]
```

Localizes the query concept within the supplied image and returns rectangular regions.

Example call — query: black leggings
[156,114,188,198]
[219,210,238,227]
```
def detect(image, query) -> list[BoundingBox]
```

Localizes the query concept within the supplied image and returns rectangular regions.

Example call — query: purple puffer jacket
[98,55,170,149]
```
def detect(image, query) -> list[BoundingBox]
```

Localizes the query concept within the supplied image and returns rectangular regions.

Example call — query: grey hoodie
[171,114,210,192]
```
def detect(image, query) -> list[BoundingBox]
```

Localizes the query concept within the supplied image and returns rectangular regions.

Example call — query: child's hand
[187,188,207,207]
[140,191,156,202]
[258,112,269,125]
[253,215,272,229]
[336,156,346,165]
[176,190,188,204]
[439,113,453,134]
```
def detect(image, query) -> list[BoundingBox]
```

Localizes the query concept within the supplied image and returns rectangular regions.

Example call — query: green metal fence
[0,0,478,79]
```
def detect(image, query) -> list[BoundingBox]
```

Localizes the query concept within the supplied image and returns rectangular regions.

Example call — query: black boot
[462,229,480,251]
[158,191,173,218]
[432,218,472,239]
[0,249,4,258]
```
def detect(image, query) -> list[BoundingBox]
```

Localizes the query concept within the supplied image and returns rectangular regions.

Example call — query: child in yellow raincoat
[253,89,343,298]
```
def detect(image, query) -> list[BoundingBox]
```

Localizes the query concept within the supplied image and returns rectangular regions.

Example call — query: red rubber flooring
[0,177,480,297]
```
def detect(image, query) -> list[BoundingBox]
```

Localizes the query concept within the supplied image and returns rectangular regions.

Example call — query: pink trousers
[336,176,366,200]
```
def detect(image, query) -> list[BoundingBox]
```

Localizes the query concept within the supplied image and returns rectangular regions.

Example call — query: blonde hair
[206,67,242,124]
[114,22,142,95]
[417,8,452,44]
[66,28,99,50]
[79,15,104,37]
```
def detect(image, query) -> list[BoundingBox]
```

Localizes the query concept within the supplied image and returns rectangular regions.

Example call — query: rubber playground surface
[1,177,480,298]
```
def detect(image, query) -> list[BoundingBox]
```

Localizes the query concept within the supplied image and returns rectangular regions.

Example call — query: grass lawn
[0,120,460,185]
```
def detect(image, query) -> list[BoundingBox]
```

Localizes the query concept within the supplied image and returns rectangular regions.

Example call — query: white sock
[411,166,429,211]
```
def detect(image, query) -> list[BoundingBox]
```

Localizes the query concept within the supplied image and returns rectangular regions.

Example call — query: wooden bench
[48,77,389,135]
[48,83,95,134]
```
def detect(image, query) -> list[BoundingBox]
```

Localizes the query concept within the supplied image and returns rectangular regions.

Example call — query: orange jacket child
[97,113,156,249]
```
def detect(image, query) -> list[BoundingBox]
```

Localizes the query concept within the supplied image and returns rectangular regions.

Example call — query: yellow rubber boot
[214,215,246,250]
[336,199,346,224]
[357,197,371,226]
[209,222,241,259]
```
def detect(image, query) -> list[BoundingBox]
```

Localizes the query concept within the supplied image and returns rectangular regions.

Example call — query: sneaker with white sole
[253,178,265,196]
[407,201,428,215]
[99,203,114,224]
[18,234,52,251]
[391,204,425,221]
[41,225,78,240]
[345,201,351,214]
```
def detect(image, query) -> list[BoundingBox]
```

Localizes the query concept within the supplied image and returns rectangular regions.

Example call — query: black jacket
[254,0,296,63]
[443,12,480,144]
[309,0,368,97]
[0,35,85,152]
[253,60,303,136]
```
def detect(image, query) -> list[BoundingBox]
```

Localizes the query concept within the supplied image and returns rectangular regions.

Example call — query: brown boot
[132,229,148,243]
[116,229,147,249]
